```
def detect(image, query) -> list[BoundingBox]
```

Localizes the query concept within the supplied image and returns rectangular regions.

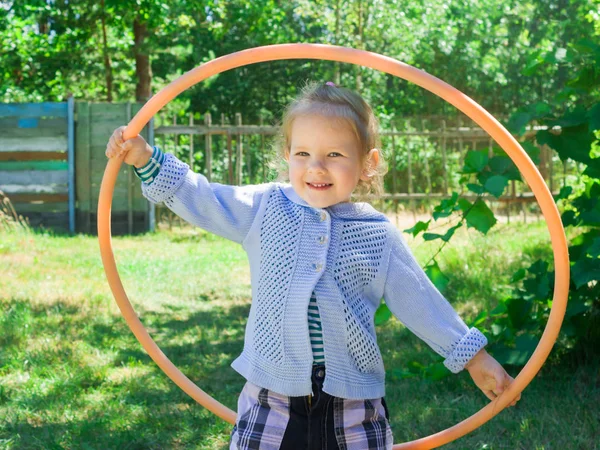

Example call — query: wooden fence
[0,101,153,234]
[154,112,568,223]
[0,100,75,232]
[0,102,571,233]
[75,102,154,235]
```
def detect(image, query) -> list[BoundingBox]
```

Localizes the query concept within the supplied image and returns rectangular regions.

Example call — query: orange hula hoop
[98,44,569,449]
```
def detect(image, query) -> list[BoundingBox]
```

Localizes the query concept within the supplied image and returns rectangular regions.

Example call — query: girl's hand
[465,349,521,407]
[105,126,153,168]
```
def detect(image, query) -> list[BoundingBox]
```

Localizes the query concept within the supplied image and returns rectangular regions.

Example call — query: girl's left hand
[465,349,521,407]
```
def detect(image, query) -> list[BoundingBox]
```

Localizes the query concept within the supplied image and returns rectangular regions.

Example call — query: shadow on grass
[0,296,248,449]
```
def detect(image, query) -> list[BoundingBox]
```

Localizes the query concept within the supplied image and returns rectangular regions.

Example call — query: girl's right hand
[105,126,153,168]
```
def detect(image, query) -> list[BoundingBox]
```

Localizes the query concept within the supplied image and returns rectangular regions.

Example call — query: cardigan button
[319,211,328,221]
[312,262,323,272]
[317,236,328,245]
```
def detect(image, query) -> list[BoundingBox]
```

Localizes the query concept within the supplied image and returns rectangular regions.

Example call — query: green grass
[0,220,598,449]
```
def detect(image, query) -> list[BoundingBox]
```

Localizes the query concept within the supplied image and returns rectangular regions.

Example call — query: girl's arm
[382,226,487,373]
[135,147,272,244]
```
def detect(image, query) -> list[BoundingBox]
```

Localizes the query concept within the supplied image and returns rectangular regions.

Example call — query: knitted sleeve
[382,227,487,373]
[139,149,272,244]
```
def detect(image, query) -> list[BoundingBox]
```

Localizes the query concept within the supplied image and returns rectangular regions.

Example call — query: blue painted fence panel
[0,102,68,118]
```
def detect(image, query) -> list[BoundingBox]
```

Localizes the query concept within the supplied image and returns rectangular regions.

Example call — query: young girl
[106,82,520,449]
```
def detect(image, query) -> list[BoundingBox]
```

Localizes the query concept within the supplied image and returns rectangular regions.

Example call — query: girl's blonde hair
[273,81,387,198]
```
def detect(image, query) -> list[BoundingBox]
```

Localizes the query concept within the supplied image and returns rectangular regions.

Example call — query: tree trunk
[334,0,341,85]
[133,17,152,101]
[100,0,113,102]
[355,0,363,91]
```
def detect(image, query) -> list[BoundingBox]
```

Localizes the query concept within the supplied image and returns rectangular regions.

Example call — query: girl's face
[285,115,376,209]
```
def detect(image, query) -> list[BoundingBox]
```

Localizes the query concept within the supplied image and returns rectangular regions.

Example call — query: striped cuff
[133,146,165,185]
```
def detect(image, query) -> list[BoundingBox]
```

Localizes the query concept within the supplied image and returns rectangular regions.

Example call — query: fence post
[441,119,448,194]
[390,123,398,227]
[204,112,212,182]
[67,95,75,234]
[236,112,243,185]
[189,113,194,171]
[421,119,432,199]
[224,113,233,185]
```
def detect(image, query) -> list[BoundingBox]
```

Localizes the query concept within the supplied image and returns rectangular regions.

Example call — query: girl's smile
[286,115,378,209]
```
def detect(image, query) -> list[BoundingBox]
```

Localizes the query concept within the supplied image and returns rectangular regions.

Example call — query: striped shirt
[308,292,325,365]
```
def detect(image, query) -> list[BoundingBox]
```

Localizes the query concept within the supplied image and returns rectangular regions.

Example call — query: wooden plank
[7,193,69,203]
[0,124,67,139]
[0,183,68,194]
[0,117,66,129]
[12,202,69,213]
[0,151,66,161]
[15,211,70,231]
[0,102,68,118]
[0,170,69,185]
[0,136,68,152]
[0,161,68,171]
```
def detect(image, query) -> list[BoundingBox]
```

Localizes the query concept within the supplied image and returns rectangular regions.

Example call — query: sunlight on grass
[0,220,597,449]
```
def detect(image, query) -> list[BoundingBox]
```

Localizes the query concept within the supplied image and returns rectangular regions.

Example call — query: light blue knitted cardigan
[138,151,487,399]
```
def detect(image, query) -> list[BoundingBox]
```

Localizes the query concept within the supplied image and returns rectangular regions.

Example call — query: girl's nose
[308,159,327,173]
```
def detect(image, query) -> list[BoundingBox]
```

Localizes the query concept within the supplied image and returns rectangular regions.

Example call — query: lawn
[0,218,598,449]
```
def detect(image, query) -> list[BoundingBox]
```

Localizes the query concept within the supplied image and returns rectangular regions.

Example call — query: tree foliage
[1,0,598,123]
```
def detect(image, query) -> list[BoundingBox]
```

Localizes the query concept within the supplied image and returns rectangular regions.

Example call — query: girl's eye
[329,152,342,157]
[295,151,309,156]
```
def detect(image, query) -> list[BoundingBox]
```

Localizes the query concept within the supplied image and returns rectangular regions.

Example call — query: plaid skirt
[229,365,393,449]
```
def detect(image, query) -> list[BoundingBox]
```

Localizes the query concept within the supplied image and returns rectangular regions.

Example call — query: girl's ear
[360,148,380,181]
[284,148,290,162]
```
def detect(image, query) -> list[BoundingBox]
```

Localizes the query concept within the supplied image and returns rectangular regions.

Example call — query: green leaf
[493,334,541,365]
[484,175,509,198]
[506,297,533,328]
[565,297,588,318]
[588,103,600,132]
[510,268,526,283]
[425,261,449,293]
[490,302,508,316]
[561,210,578,227]
[571,257,600,289]
[463,150,488,173]
[521,141,541,165]
[537,127,594,165]
[432,192,459,220]
[554,186,573,201]
[404,220,430,237]
[471,310,488,327]
[491,345,531,366]
[506,103,552,135]
[375,302,392,325]
[466,183,485,194]
[423,223,461,243]
[489,155,521,180]
[588,237,600,257]
[464,199,497,234]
